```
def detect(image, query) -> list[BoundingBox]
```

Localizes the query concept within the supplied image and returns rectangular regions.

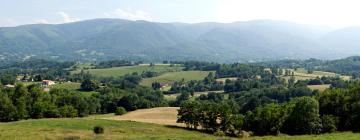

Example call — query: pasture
[73,65,184,77]
[0,118,217,140]
[51,82,81,90]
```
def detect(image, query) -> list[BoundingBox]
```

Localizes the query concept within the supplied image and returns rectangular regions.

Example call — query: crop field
[140,71,213,87]
[73,65,184,77]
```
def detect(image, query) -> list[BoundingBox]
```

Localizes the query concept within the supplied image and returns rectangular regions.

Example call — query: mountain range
[0,19,359,63]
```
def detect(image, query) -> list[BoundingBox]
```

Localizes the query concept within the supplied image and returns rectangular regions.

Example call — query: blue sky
[1,0,360,27]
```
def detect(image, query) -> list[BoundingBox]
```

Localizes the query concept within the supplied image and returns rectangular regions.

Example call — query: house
[42,80,55,86]
[264,68,272,74]
[4,84,15,88]
[160,83,169,88]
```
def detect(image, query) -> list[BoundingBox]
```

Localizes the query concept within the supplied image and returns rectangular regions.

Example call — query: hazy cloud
[35,19,50,24]
[58,12,77,23]
[0,18,18,27]
[103,8,152,21]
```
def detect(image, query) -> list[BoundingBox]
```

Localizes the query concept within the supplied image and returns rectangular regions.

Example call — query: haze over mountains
[0,18,359,63]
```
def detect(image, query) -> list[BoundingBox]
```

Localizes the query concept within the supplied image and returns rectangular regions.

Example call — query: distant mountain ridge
[0,18,359,62]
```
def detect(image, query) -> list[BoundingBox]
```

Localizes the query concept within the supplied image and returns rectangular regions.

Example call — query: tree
[151,82,161,90]
[115,107,127,115]
[177,101,201,129]
[0,95,17,122]
[0,74,15,85]
[80,79,99,91]
[245,103,289,136]
[282,97,322,135]
[59,105,78,118]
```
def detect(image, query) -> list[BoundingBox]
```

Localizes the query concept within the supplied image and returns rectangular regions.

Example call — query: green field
[0,118,218,140]
[51,82,81,90]
[1,117,360,140]
[140,71,213,87]
[73,65,184,78]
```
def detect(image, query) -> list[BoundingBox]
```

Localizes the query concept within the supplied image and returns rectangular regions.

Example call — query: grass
[140,71,213,87]
[252,132,360,140]
[51,82,81,90]
[0,118,219,140]
[1,111,360,139]
[73,65,184,78]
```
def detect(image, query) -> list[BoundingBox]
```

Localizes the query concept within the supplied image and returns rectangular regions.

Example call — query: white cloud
[58,12,77,23]
[103,8,152,21]
[214,0,360,27]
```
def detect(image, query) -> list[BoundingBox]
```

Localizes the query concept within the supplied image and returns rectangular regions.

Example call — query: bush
[321,115,338,133]
[93,126,104,134]
[115,107,127,115]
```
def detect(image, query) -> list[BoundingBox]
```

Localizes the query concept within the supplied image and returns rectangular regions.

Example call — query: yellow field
[281,68,350,82]
[105,107,182,127]
[308,84,331,92]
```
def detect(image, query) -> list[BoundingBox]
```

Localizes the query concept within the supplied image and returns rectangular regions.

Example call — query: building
[42,80,55,86]
[4,84,15,88]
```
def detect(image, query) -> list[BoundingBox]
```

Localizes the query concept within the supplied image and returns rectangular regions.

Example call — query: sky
[0,0,360,27]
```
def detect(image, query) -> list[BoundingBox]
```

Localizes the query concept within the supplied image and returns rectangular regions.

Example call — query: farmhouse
[160,83,169,88]
[42,80,55,86]
[4,84,15,88]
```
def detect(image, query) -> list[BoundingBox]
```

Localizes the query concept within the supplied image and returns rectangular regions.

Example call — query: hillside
[1,114,360,139]
[1,19,359,63]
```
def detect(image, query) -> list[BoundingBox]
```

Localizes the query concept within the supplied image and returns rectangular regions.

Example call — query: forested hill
[0,18,359,62]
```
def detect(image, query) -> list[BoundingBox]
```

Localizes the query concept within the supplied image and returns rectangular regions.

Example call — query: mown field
[73,65,183,77]
[140,71,213,87]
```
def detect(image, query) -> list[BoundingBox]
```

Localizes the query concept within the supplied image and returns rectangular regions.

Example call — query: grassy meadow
[1,112,360,140]
[73,65,183,78]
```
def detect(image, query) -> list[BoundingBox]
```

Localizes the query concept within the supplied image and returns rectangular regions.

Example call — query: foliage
[93,126,105,134]
[115,107,127,115]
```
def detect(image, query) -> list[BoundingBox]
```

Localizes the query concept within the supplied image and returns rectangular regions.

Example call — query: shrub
[321,115,338,133]
[115,107,127,115]
[93,126,104,134]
